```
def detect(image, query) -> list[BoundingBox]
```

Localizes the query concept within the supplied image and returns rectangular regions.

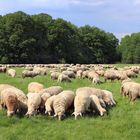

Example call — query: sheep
[3,87,28,113]
[76,87,113,107]
[127,82,140,102]
[73,94,91,120]
[50,72,61,80]
[53,90,74,120]
[82,71,88,79]
[28,82,45,93]
[102,90,116,106]
[125,70,137,78]
[76,70,83,78]
[120,79,133,97]
[104,70,118,82]
[22,70,38,78]
[58,74,71,82]
[39,92,51,113]
[0,67,7,73]
[0,84,16,94]
[62,71,76,78]
[33,67,47,75]
[26,93,41,117]
[88,70,99,80]
[0,90,18,117]
[45,95,56,116]
[92,77,102,85]
[39,86,63,96]
[90,95,106,116]
[7,69,16,77]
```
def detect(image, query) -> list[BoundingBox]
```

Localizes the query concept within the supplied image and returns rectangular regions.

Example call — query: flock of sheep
[0,64,140,120]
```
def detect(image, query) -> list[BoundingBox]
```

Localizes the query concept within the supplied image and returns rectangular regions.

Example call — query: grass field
[0,65,140,140]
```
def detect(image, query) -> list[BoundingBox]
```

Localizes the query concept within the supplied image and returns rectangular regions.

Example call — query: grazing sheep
[50,72,60,80]
[22,70,38,78]
[0,90,18,117]
[45,95,56,115]
[76,87,113,107]
[33,67,47,75]
[7,69,16,77]
[90,95,106,116]
[121,79,133,97]
[127,82,140,102]
[73,94,91,120]
[39,86,63,96]
[88,70,99,80]
[82,71,88,79]
[39,92,51,113]
[102,90,116,106]
[92,77,102,85]
[28,82,45,93]
[3,87,27,113]
[62,71,76,78]
[58,74,71,82]
[26,93,41,116]
[53,90,74,120]
[104,70,118,82]
[76,70,83,78]
[0,67,7,73]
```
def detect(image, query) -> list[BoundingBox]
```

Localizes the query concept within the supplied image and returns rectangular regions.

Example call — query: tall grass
[0,66,140,140]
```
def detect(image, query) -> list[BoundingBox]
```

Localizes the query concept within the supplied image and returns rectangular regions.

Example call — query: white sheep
[26,92,41,116]
[53,90,74,120]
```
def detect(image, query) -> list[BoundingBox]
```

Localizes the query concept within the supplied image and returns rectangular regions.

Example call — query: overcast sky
[0,0,140,40]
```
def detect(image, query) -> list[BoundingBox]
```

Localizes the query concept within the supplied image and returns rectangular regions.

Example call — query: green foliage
[0,11,119,64]
[118,33,140,64]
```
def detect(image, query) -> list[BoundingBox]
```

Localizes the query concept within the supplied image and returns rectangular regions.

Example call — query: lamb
[7,69,16,77]
[58,74,71,82]
[45,95,56,115]
[28,82,45,93]
[39,86,63,96]
[26,93,41,116]
[53,90,74,120]
[73,94,91,120]
[0,90,18,117]
[90,95,106,116]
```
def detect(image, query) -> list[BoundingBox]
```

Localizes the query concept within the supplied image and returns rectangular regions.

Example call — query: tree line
[0,11,139,64]
[118,33,140,64]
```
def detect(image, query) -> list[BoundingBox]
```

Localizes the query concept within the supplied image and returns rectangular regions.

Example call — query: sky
[0,0,140,40]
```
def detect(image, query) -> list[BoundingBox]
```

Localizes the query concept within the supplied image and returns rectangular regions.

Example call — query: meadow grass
[0,66,140,140]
